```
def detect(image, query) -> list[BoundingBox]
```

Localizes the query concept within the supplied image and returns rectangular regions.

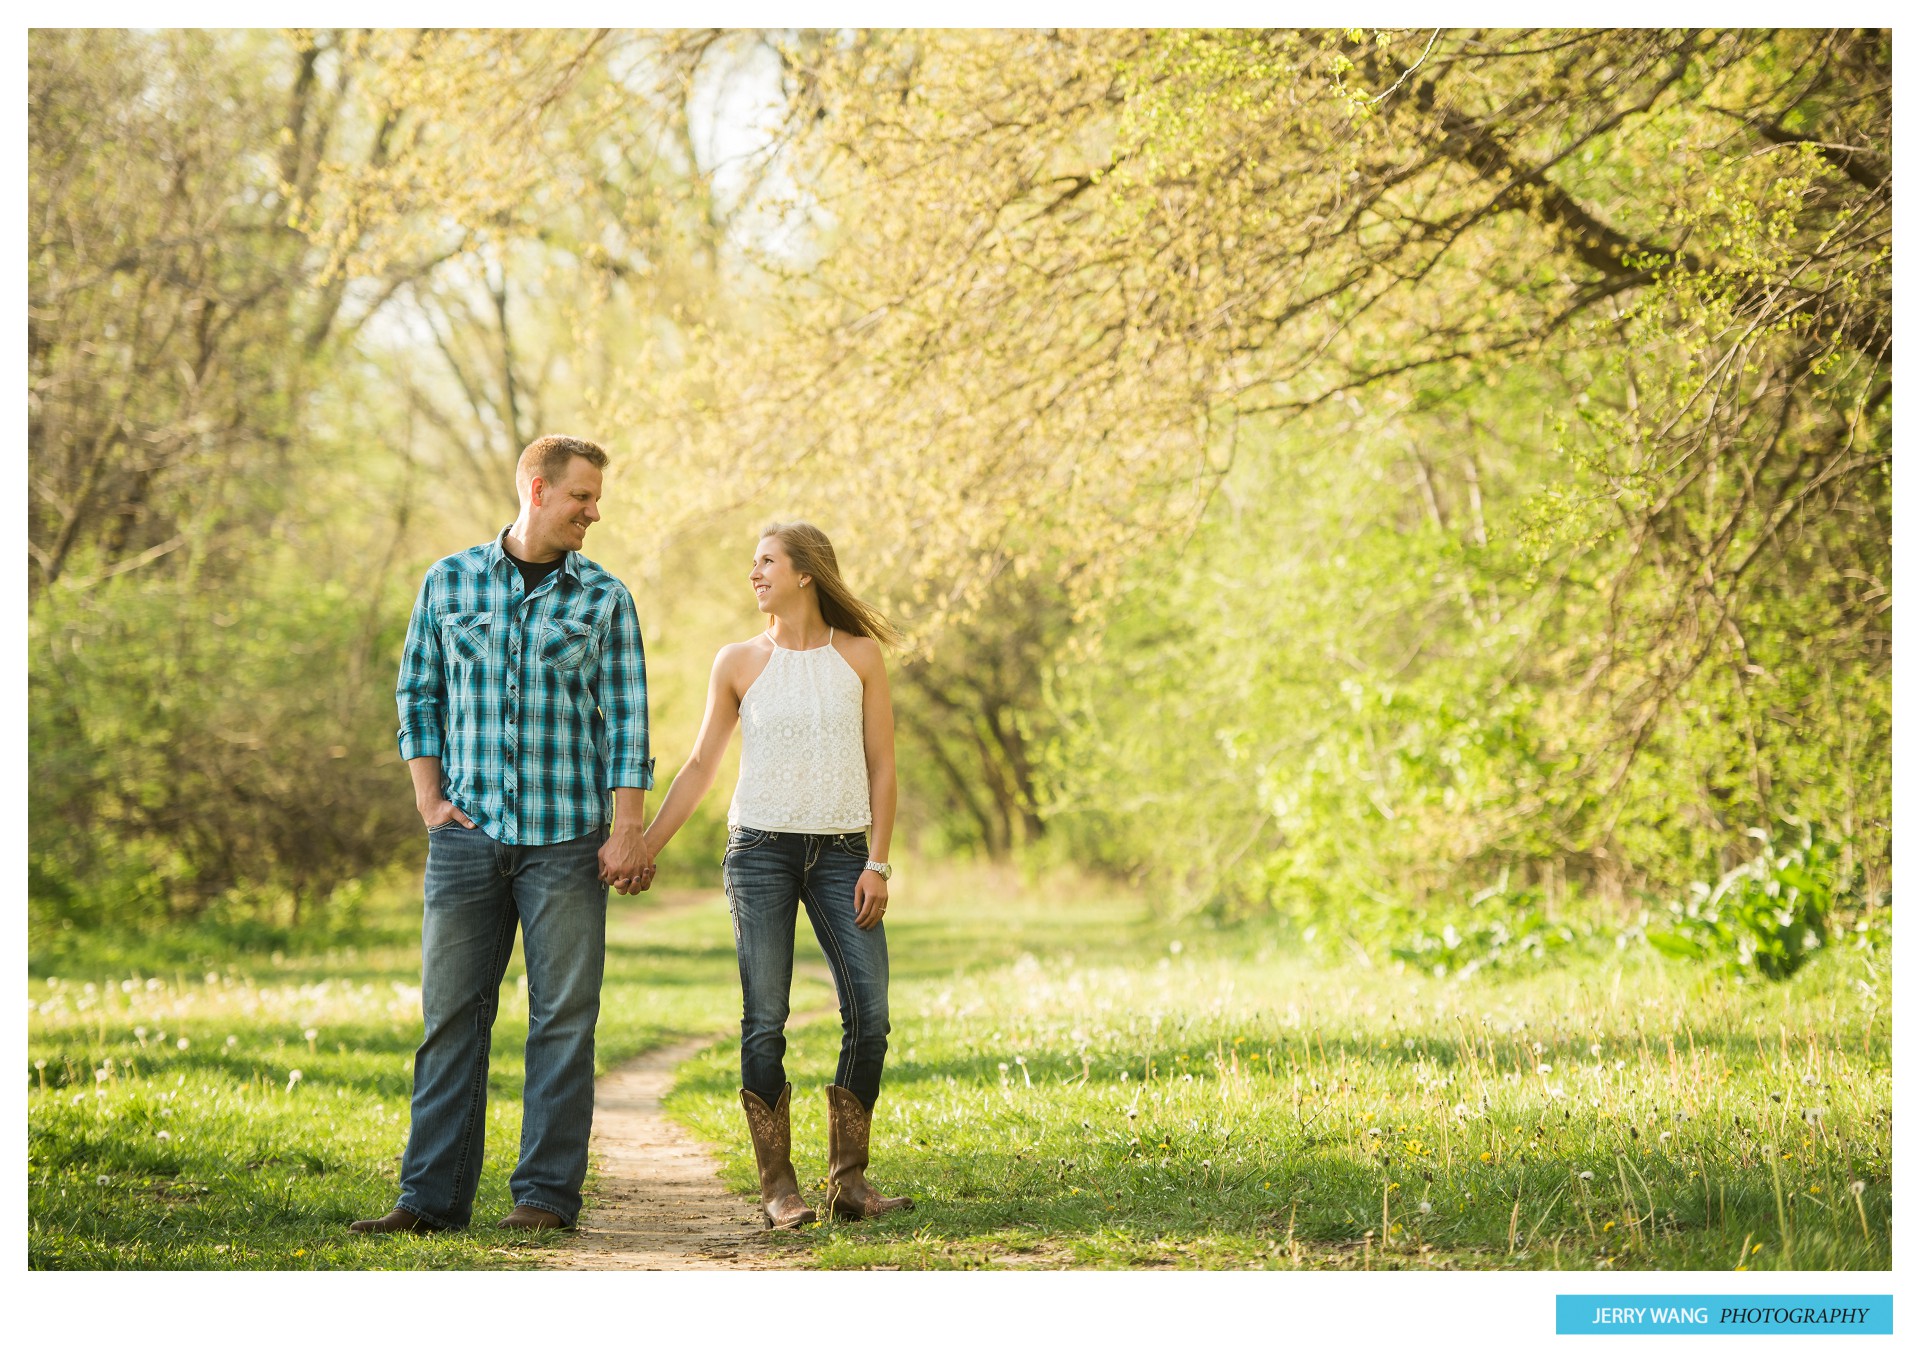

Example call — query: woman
[641,521,912,1228]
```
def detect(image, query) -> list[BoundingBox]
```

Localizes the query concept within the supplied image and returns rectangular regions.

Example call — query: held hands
[853,869,888,930]
[420,796,475,830]
[598,824,656,895]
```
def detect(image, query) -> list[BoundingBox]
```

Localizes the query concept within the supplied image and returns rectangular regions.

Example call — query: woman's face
[750,535,808,613]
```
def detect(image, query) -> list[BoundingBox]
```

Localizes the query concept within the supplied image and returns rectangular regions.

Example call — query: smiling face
[529,456,603,556]
[749,534,810,614]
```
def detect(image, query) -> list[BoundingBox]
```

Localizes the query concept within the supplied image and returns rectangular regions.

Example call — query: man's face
[532,457,604,553]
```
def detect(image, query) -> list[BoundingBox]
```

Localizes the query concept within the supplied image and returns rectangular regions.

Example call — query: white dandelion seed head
[1579,1171,1595,1181]
[287,1069,303,1085]
[1418,1201,1432,1214]
[176,1038,190,1050]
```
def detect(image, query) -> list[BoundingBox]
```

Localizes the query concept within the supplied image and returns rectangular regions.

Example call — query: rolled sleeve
[598,584,654,790]
[395,580,447,761]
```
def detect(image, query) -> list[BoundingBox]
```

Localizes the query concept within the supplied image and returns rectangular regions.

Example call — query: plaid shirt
[396,529,654,845]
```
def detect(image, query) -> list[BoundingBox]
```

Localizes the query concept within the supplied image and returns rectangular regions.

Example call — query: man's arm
[408,757,475,830]
[396,576,472,828]
[597,585,655,893]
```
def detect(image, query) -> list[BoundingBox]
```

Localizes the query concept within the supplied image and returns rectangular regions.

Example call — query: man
[352,434,655,1234]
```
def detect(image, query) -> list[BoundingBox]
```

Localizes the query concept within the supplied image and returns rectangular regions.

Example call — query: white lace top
[727,631,872,833]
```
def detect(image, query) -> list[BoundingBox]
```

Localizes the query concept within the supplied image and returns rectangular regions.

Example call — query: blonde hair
[516,435,608,497]
[760,521,902,647]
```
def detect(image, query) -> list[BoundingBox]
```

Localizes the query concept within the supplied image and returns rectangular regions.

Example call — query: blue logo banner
[1557,1295,1891,1335]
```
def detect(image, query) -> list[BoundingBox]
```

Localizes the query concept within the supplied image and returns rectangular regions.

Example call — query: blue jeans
[723,828,891,1109]
[396,824,607,1228]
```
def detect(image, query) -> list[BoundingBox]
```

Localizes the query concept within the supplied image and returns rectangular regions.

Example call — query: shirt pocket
[538,617,597,673]
[441,612,493,666]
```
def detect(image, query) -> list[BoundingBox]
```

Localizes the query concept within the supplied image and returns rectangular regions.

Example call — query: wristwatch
[863,860,893,881]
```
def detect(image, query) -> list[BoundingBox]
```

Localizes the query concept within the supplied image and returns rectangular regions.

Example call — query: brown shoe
[498,1204,571,1230]
[347,1206,442,1234]
[824,1084,914,1220]
[741,1084,817,1229]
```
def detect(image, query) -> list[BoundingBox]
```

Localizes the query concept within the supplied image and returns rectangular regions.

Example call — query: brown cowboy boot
[824,1084,914,1220]
[741,1084,816,1229]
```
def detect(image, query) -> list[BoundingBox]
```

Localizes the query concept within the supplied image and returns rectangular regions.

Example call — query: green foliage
[1649,824,1847,981]
[29,552,420,936]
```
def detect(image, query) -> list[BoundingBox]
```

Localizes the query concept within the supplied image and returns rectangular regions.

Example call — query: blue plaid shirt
[396,528,654,845]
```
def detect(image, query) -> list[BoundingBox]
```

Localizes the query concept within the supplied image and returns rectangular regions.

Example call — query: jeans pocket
[725,826,772,857]
[826,831,869,858]
[427,819,461,834]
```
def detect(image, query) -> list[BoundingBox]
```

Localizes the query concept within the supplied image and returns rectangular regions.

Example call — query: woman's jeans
[396,824,607,1228]
[723,828,891,1109]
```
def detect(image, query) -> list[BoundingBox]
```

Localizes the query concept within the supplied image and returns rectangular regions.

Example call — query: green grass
[31,859,1892,1271]
[666,860,1893,1270]
[27,884,753,1270]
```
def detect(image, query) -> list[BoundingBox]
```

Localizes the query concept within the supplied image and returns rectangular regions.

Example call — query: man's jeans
[723,828,891,1109]
[396,824,607,1228]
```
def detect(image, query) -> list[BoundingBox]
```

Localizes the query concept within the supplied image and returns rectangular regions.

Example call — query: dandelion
[1418,1201,1432,1214]
[1588,1044,1601,1057]
[1169,940,1183,955]
[1537,1063,1552,1075]
[287,1069,303,1088]
[305,1029,319,1045]
[226,1035,238,1047]
[96,1175,111,1186]
[1658,1132,1671,1144]
[1579,1171,1594,1181]
[94,1068,109,1083]
[156,1130,171,1141]
[1849,1180,1866,1196]
[1479,1152,1492,1163]
[176,1038,190,1051]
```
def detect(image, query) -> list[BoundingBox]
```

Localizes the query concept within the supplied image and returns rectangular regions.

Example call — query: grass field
[667,862,1894,1271]
[29,861,1891,1270]
[26,883,766,1270]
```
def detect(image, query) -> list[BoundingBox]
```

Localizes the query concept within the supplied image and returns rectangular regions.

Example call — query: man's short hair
[516,435,609,497]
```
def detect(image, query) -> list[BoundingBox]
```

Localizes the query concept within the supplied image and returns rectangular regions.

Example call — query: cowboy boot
[741,1084,816,1229]
[824,1083,914,1220]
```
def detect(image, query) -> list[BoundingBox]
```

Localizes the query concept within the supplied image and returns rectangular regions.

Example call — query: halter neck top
[728,630,872,833]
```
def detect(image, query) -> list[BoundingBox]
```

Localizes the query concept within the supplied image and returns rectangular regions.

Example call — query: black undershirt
[508,550,563,601]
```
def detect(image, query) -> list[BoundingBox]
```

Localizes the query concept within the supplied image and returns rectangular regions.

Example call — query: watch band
[863,860,893,880]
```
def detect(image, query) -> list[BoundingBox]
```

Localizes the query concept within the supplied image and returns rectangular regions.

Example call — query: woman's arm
[848,637,896,928]
[643,646,744,853]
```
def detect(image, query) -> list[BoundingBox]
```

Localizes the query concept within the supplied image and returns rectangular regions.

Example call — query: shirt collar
[491,526,582,584]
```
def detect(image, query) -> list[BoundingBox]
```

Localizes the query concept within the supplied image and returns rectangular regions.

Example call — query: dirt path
[541,892,833,1271]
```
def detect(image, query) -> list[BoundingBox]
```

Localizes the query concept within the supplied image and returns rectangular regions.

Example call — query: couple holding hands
[353,434,910,1236]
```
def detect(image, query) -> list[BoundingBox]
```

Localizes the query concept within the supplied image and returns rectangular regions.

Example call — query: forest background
[28,27,1891,977]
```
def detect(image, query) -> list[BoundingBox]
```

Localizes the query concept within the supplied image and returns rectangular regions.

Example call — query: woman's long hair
[760,520,902,647]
